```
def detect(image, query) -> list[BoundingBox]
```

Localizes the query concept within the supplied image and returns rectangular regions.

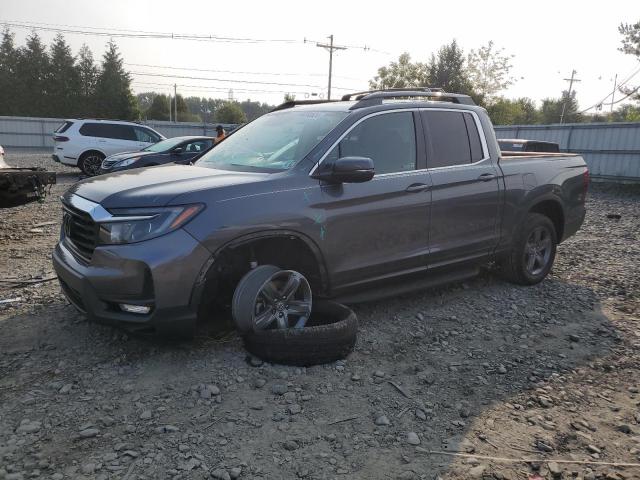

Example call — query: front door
[317,111,432,290]
[421,109,501,268]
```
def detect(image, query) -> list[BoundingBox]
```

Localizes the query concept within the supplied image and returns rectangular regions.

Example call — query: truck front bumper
[52,228,212,336]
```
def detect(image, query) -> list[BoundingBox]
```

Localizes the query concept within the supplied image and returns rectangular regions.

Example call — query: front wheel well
[196,235,326,320]
[529,200,564,241]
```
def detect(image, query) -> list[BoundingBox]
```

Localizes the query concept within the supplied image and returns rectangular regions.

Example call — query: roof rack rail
[270,99,340,112]
[343,88,475,110]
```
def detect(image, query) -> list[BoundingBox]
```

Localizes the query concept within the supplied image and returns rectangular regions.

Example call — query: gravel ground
[1,150,639,480]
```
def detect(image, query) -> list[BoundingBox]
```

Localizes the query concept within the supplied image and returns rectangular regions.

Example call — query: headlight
[116,156,141,168]
[98,204,204,245]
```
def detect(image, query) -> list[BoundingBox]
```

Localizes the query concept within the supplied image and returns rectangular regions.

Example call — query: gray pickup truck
[52,89,588,337]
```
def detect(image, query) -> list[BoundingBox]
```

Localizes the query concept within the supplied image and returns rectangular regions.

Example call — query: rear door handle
[405,183,430,193]
[478,173,497,181]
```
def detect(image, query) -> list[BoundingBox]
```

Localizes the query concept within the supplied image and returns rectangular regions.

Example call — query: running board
[332,267,480,305]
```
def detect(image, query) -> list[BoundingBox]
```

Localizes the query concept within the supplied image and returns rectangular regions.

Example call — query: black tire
[78,151,105,176]
[500,212,557,285]
[242,300,358,367]
[232,265,281,334]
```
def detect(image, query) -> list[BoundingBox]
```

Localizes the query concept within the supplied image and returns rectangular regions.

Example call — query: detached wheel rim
[83,155,103,176]
[524,226,552,276]
[253,270,312,330]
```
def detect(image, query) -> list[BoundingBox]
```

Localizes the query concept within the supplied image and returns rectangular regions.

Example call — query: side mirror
[314,156,375,183]
[173,147,184,154]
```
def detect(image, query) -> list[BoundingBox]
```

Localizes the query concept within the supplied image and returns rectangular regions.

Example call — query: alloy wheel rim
[84,155,102,176]
[524,226,552,276]
[253,270,312,330]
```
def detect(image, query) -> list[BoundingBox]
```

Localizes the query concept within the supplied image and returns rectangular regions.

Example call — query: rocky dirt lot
[1,151,639,480]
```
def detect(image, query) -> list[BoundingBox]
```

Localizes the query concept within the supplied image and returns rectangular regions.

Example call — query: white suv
[52,119,165,176]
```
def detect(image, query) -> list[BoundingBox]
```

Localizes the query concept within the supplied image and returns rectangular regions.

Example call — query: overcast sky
[2,0,639,112]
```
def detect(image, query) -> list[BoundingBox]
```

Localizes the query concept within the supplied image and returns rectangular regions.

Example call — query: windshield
[142,137,185,152]
[195,110,348,172]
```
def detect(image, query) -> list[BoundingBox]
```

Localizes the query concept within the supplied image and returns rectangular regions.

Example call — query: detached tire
[500,212,557,285]
[242,300,358,367]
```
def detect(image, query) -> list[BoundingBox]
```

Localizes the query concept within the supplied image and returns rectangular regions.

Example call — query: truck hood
[66,164,268,208]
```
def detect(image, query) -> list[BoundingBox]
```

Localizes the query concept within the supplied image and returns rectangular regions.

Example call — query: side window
[185,140,213,152]
[79,123,104,137]
[110,125,136,141]
[328,112,416,175]
[463,113,484,161]
[422,111,472,168]
[135,127,160,143]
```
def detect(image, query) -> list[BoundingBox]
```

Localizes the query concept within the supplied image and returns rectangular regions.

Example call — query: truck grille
[62,203,99,262]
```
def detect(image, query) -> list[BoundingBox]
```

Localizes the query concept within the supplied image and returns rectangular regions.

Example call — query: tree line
[1,26,639,126]
[0,29,266,124]
[369,34,640,124]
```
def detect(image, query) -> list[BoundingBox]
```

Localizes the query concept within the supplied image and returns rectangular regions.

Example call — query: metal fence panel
[0,116,237,149]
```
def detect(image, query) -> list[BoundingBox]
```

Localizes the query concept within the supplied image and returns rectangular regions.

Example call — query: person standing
[214,125,226,144]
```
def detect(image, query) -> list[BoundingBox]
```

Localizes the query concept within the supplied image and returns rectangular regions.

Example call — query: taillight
[53,135,69,142]
[583,168,590,195]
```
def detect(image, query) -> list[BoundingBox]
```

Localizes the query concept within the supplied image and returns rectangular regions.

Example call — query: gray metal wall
[495,122,640,182]
[0,116,237,148]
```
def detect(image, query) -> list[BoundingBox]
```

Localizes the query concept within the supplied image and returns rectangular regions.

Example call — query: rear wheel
[79,151,105,176]
[500,213,557,285]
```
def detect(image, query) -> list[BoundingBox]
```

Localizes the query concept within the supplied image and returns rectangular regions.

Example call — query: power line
[131,80,312,96]
[130,71,324,88]
[579,65,640,114]
[125,62,364,81]
[129,70,360,91]
[0,20,301,44]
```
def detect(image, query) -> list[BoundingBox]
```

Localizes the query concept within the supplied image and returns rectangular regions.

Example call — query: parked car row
[51,119,232,176]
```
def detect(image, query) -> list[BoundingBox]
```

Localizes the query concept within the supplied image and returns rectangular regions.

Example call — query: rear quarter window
[55,121,73,133]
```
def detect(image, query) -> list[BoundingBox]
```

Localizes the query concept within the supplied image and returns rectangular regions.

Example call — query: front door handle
[478,173,497,181]
[405,183,430,193]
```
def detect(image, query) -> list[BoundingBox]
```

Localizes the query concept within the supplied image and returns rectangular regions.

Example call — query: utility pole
[560,69,581,124]
[174,84,178,123]
[168,94,172,122]
[316,35,346,100]
[611,74,618,113]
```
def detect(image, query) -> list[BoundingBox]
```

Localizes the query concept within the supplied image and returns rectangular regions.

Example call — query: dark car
[53,89,588,338]
[99,136,214,174]
[498,139,560,153]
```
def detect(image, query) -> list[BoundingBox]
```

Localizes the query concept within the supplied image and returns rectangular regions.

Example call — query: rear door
[421,109,501,268]
[318,110,433,290]
[84,123,137,155]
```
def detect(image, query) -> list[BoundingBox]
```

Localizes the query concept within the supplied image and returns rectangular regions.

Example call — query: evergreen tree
[426,40,475,97]
[77,44,98,116]
[0,29,19,115]
[94,41,138,120]
[15,32,50,116]
[48,34,81,117]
